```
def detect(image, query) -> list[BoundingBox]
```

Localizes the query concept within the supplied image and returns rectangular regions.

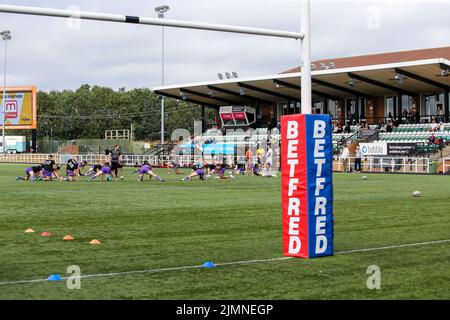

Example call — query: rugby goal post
[0,1,333,258]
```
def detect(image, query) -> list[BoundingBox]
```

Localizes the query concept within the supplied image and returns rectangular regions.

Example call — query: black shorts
[111,162,123,171]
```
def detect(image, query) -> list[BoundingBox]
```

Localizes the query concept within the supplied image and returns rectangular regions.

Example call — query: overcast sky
[0,0,449,91]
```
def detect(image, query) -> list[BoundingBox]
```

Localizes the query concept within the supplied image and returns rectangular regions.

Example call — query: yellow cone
[63,235,74,241]
[24,228,35,233]
[89,239,101,245]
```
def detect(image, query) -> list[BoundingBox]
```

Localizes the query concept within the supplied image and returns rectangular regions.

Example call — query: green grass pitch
[0,163,448,299]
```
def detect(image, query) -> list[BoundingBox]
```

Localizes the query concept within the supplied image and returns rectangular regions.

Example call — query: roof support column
[445,91,449,123]
[201,105,205,133]
[393,96,397,121]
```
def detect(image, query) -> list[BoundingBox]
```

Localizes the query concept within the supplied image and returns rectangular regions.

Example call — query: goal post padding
[281,114,334,258]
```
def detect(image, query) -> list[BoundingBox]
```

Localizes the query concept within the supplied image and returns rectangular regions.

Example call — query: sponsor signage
[0,86,37,130]
[387,143,418,156]
[281,114,334,259]
[360,142,388,156]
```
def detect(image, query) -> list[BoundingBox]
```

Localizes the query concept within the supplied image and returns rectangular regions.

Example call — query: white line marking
[0,239,448,286]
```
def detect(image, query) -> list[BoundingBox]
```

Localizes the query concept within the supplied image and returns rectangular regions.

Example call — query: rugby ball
[412,191,421,197]
[362,176,368,180]
[120,176,124,180]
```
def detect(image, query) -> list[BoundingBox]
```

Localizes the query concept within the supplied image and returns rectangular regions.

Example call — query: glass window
[385,96,396,118]
[313,100,323,114]
[328,100,338,119]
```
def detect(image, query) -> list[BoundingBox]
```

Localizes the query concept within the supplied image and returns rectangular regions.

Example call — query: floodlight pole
[300,0,311,114]
[155,5,169,147]
[1,30,10,154]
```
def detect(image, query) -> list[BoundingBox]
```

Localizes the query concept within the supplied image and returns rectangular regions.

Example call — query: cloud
[0,0,448,91]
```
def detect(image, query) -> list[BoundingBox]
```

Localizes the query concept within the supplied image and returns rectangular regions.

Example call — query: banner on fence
[387,143,418,156]
[360,142,388,156]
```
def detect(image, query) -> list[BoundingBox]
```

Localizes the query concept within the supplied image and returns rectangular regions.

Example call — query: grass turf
[0,163,448,299]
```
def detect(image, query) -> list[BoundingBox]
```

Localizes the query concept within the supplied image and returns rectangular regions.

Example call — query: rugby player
[137,161,164,182]
[214,163,235,180]
[42,155,60,181]
[75,157,87,177]
[62,156,79,182]
[16,165,43,181]
[89,162,113,181]
[181,165,205,181]
[85,164,102,176]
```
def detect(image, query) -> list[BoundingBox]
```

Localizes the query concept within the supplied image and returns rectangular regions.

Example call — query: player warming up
[16,165,43,181]
[137,161,164,182]
[42,155,60,181]
[61,156,79,182]
[89,163,113,182]
[181,165,205,181]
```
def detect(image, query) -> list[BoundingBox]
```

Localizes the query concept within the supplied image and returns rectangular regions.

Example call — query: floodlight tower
[155,5,170,147]
[1,30,11,154]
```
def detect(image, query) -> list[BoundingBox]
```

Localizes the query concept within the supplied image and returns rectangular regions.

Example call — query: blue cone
[203,261,216,269]
[47,274,62,281]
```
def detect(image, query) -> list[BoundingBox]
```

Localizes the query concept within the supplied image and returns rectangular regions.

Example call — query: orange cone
[63,235,74,241]
[89,239,101,245]
[24,228,35,233]
[41,231,52,237]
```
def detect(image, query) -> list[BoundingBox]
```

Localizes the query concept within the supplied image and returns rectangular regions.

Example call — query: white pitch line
[0,239,448,286]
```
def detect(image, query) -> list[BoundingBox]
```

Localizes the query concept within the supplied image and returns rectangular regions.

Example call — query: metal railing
[334,156,430,174]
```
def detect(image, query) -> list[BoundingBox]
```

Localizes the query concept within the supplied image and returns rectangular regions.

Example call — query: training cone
[63,235,74,241]
[203,261,216,269]
[89,239,101,245]
[24,228,35,233]
[41,231,52,237]
[47,274,62,281]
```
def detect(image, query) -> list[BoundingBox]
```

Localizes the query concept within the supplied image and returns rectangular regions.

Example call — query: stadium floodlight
[232,71,238,78]
[441,68,449,77]
[311,63,316,71]
[347,77,355,87]
[179,91,188,100]
[155,5,170,146]
[319,62,326,70]
[207,90,215,98]
[239,87,245,96]
[225,72,231,79]
[218,73,224,80]
[154,5,169,18]
[328,61,336,69]
[1,30,11,154]
[394,73,405,85]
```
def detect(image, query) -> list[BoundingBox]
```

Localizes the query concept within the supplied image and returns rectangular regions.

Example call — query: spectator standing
[341,146,350,173]
[354,146,362,172]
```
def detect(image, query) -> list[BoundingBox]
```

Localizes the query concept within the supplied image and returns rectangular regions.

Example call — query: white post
[2,36,8,154]
[161,24,165,146]
[300,0,312,114]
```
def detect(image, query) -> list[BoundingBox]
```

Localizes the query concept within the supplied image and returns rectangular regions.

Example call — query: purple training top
[66,170,75,177]
[195,169,204,176]
[101,166,111,174]
[138,165,152,174]
[25,167,33,175]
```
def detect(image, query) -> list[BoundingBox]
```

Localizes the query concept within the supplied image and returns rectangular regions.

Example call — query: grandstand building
[153,46,450,173]
[154,46,450,127]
